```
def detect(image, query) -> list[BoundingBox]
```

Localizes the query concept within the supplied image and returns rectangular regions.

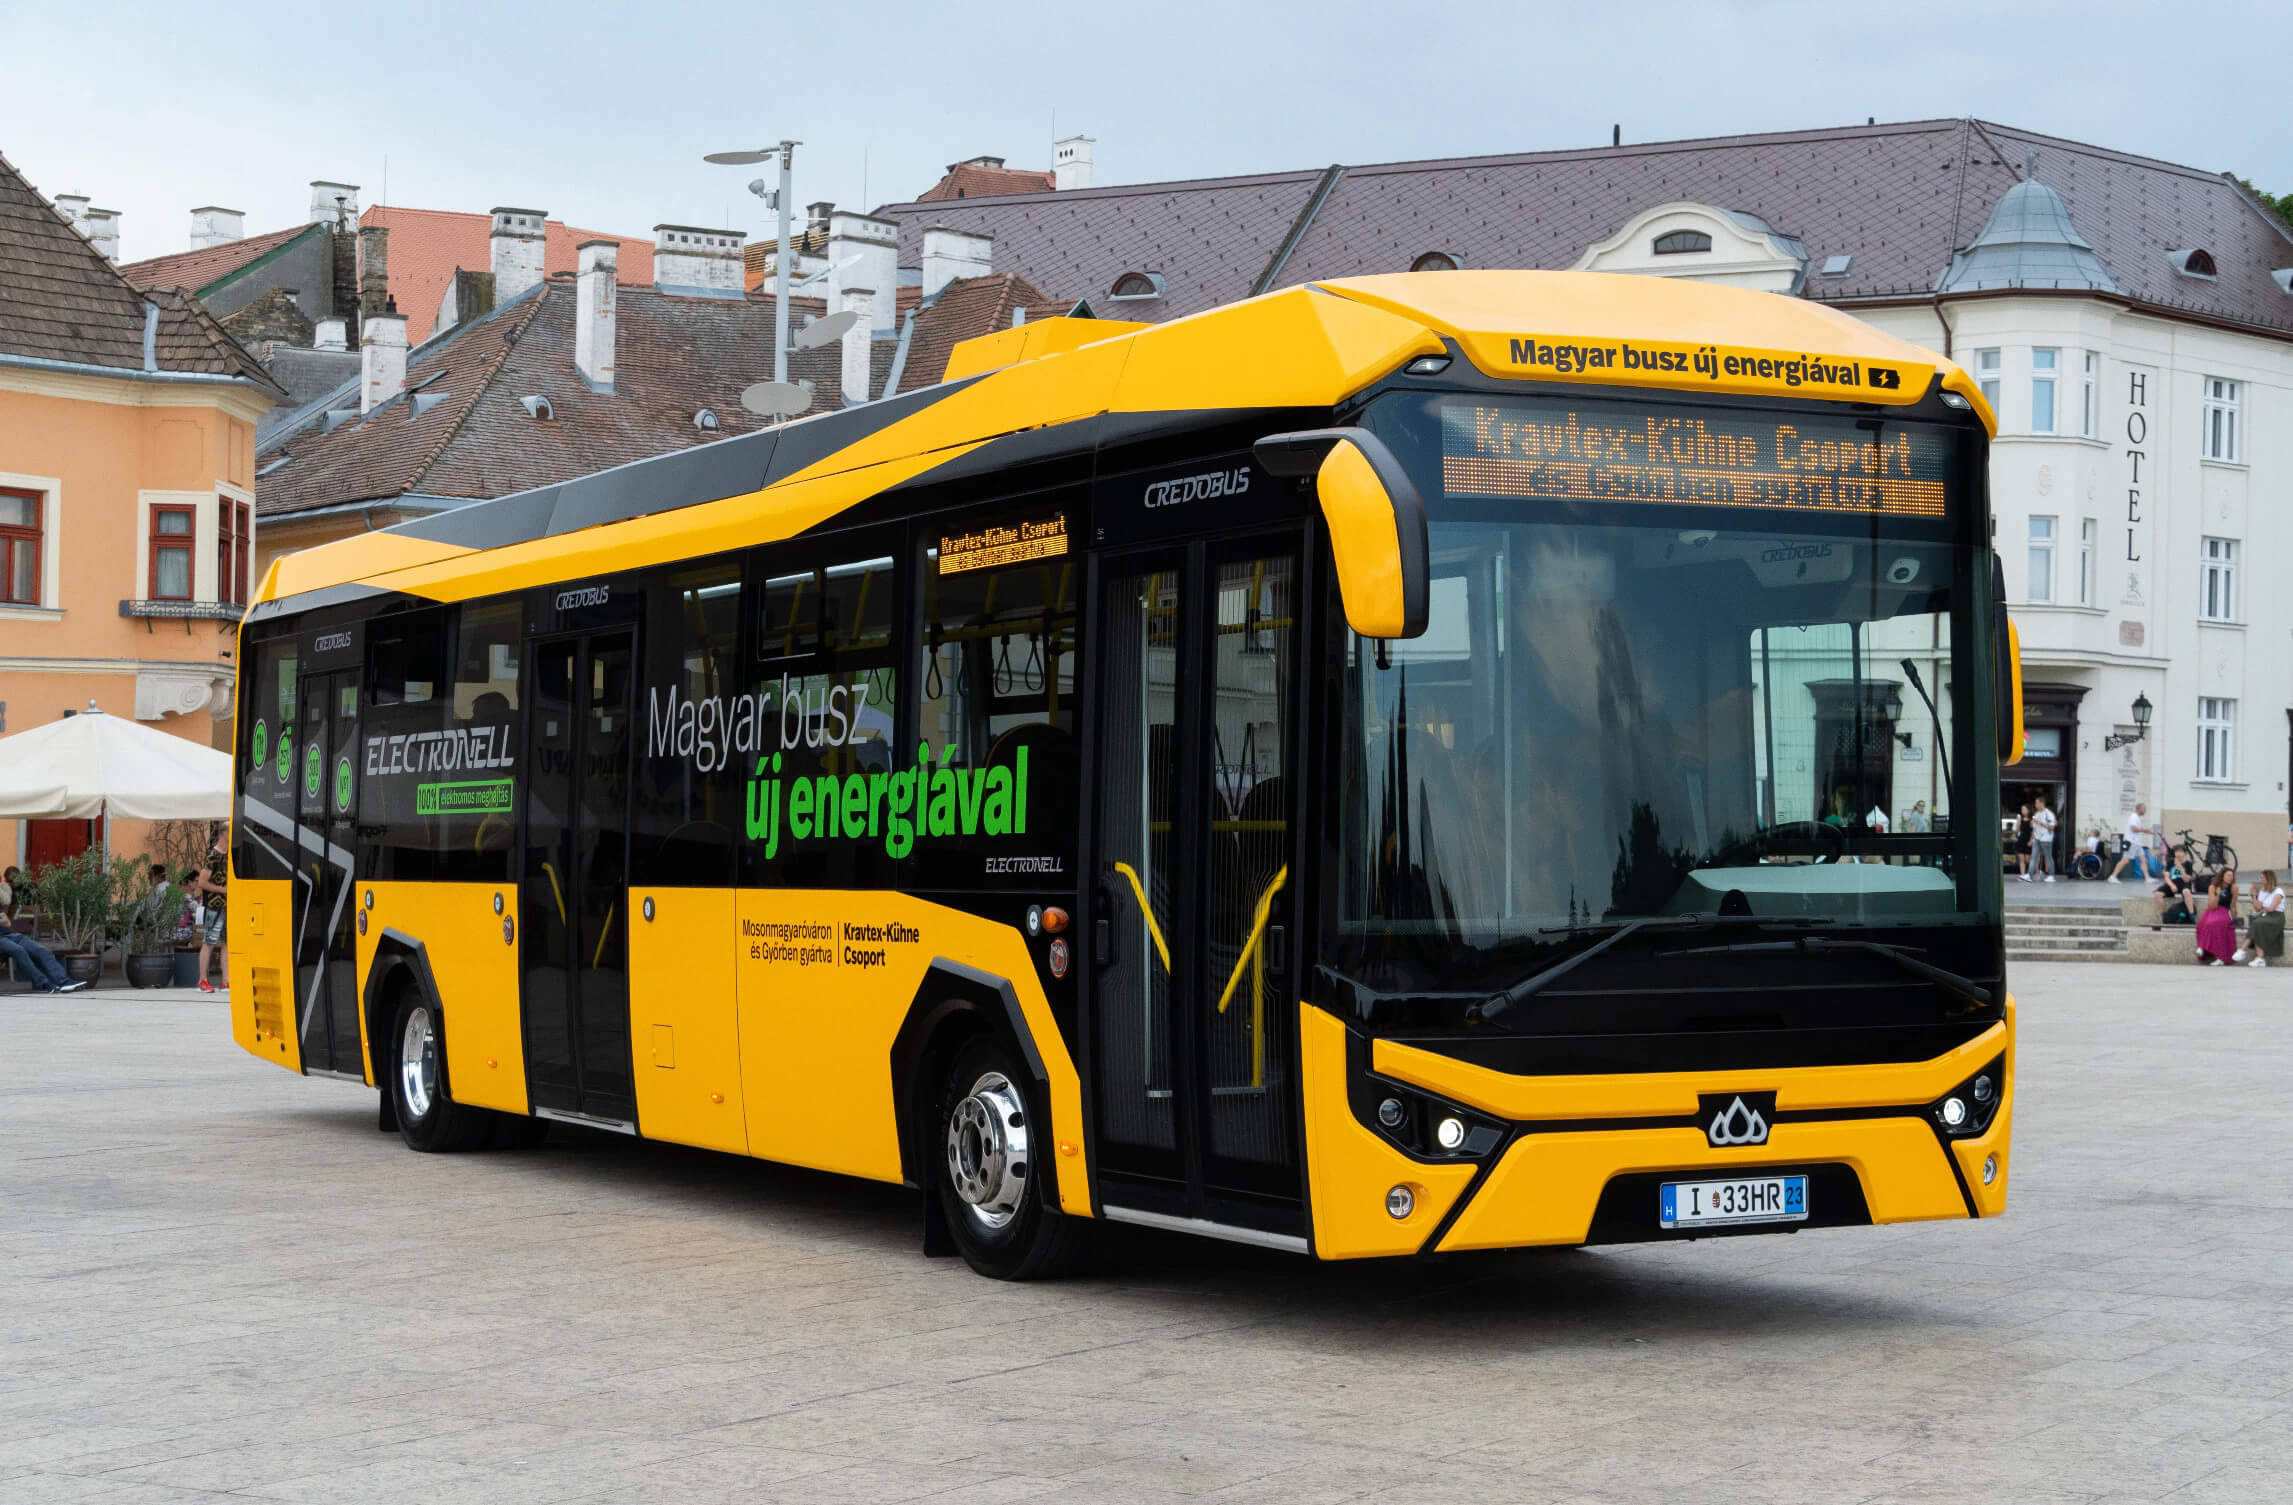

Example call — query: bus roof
[252,272,1987,614]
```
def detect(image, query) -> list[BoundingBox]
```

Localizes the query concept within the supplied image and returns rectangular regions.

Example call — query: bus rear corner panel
[228,878,301,1072]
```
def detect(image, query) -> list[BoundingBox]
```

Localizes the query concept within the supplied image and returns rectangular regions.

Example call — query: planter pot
[126,953,175,989]
[172,950,202,988]
[61,953,102,985]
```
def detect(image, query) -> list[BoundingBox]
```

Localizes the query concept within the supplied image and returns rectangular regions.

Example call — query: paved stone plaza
[2,964,2286,1504]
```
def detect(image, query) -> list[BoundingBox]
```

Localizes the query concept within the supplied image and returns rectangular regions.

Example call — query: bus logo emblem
[1703,1094,1772,1147]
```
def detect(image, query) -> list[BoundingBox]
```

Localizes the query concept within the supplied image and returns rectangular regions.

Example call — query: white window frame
[2027,515,2056,604]
[2200,536,2237,623]
[2078,518,2096,606]
[2030,347,2058,434]
[2080,350,2099,438]
[2202,377,2241,463]
[1974,348,2001,415]
[2196,697,2235,782]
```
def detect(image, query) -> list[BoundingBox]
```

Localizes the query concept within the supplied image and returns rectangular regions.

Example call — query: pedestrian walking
[192,847,228,993]
[2110,803,2161,882]
[2241,871,2285,967]
[2012,802,2034,881]
[2029,794,2058,882]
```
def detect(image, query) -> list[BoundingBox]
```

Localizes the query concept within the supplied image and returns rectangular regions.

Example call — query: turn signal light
[1041,906,1069,934]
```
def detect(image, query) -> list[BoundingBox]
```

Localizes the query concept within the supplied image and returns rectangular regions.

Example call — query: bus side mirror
[1255,427,1428,639]
[1991,551,2025,765]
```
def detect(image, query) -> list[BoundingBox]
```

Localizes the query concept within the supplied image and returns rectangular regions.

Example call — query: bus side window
[431,600,522,883]
[912,515,1080,891]
[633,559,743,888]
[360,608,451,880]
[233,631,299,881]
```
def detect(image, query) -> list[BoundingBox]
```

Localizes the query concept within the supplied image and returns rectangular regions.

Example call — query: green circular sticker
[304,739,322,799]
[275,728,293,783]
[334,755,352,813]
[251,719,268,769]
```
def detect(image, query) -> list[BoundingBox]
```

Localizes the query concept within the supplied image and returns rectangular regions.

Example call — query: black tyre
[388,989,492,1152]
[934,1036,1088,1280]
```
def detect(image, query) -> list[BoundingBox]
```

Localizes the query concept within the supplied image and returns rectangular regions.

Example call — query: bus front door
[519,631,639,1127]
[290,670,364,1077]
[1091,539,1307,1238]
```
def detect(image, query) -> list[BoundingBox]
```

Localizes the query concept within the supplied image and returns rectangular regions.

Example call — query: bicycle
[2168,827,2239,883]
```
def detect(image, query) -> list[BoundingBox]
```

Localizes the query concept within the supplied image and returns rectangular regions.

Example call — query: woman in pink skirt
[2195,869,2239,965]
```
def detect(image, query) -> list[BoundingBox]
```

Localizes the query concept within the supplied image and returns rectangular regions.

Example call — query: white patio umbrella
[0,705,233,821]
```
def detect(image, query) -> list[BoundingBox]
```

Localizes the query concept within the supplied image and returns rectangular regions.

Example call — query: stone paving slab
[2,964,2287,1503]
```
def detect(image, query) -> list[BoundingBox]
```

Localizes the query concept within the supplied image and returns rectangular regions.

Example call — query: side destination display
[1441,400,1952,518]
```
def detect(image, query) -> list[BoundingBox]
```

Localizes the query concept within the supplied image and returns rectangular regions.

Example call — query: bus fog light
[1385,1184,1415,1220]
[1972,1074,1995,1104]
[1435,1116,1466,1151]
[1940,1096,1968,1128]
[1376,1098,1406,1129]
[1982,1154,1998,1185]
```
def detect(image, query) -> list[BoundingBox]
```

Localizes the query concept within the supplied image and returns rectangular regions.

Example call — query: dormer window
[520,395,554,421]
[2168,248,2217,279]
[1410,251,1461,272]
[695,408,721,433]
[1652,230,1712,255]
[1109,271,1165,299]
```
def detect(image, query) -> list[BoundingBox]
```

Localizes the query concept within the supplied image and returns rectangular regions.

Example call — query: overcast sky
[4,0,2285,266]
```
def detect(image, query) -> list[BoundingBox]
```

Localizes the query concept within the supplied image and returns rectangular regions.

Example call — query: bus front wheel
[388,990,492,1153]
[934,1037,1087,1280]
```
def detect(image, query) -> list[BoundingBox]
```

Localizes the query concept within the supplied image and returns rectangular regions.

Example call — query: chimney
[53,193,89,229]
[189,207,245,250]
[806,201,834,235]
[357,224,390,318]
[827,211,898,336]
[490,207,548,301]
[575,240,618,393]
[360,310,407,413]
[1053,136,1095,191]
[841,288,874,405]
[652,225,745,297]
[307,180,359,226]
[82,208,121,262]
[313,318,348,352]
[921,226,993,299]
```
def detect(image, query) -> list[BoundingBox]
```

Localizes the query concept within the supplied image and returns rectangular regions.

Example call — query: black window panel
[358,607,452,880]
[434,600,522,883]
[232,629,300,882]
[633,557,744,888]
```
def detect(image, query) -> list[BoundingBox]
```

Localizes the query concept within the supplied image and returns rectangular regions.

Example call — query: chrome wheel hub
[399,1005,438,1121]
[946,1070,1029,1230]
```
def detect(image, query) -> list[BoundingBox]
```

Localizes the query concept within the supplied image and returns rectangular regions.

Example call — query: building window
[2030,348,2058,433]
[218,498,250,605]
[2197,697,2235,782]
[1409,251,1461,272]
[2079,518,2096,606]
[2200,537,2237,622]
[1974,348,2000,413]
[1651,230,1711,255]
[2202,377,2241,462]
[2080,350,2099,437]
[2027,516,2055,604]
[0,487,40,606]
[149,504,195,601]
[1109,272,1164,299]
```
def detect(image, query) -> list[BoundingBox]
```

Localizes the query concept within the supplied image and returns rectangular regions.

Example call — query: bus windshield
[1342,391,1985,972]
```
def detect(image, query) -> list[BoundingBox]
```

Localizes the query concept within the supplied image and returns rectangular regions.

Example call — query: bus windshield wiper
[1470,915,1813,1024]
[1659,934,1994,1008]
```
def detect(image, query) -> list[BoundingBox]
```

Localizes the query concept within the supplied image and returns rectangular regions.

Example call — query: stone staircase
[2005,902,2130,963]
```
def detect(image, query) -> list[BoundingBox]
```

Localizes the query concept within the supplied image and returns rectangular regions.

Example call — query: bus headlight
[1933,1056,2005,1137]
[1385,1184,1416,1219]
[1434,1116,1467,1151]
[1357,1082,1501,1160]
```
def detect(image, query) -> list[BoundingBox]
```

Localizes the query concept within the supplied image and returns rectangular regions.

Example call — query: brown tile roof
[881,119,2293,338]
[919,160,1055,202]
[0,150,283,392]
[118,222,318,294]
[257,284,894,519]
[895,273,1063,393]
[360,206,657,344]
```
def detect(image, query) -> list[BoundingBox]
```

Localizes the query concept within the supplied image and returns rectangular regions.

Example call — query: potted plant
[116,859,178,989]
[30,849,110,984]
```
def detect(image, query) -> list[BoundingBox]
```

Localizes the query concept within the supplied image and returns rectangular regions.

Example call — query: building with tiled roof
[893,272,1082,394]
[363,205,656,344]
[920,155,1056,202]
[0,150,286,876]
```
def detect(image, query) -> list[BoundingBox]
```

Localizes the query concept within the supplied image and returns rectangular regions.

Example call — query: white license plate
[1660,1174,1808,1229]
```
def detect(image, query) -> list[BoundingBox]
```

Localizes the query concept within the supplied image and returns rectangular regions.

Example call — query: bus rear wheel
[935,1037,1086,1280]
[389,991,492,1153]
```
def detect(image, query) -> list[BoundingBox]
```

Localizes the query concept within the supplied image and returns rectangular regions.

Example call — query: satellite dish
[704,148,772,165]
[741,381,810,419]
[794,309,863,349]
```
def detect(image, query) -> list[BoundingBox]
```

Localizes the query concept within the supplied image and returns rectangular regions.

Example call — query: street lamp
[2103,692,2152,752]
[704,140,801,389]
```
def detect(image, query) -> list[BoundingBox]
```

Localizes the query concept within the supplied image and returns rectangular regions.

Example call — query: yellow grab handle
[1110,860,1171,972]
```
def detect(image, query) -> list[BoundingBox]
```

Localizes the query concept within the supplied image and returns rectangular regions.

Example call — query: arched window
[1652,230,1712,255]
[694,408,721,433]
[1409,251,1461,273]
[2169,248,2217,278]
[1109,271,1164,299]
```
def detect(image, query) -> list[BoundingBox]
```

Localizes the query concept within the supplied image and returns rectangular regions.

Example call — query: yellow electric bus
[230,271,2021,1278]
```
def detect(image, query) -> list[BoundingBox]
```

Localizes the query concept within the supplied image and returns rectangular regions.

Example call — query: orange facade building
[0,151,282,872]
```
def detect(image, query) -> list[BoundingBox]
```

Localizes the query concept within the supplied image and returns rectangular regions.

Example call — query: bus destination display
[1441,401,1951,517]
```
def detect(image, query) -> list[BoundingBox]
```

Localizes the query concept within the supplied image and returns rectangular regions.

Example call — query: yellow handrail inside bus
[594,901,616,967]
[1215,866,1288,1088]
[540,862,566,924]
[1110,861,1170,971]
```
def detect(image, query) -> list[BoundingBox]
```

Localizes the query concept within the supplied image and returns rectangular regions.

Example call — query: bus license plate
[1660,1175,1808,1229]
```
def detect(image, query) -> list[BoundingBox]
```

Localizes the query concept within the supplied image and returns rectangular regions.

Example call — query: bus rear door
[290,668,364,1077]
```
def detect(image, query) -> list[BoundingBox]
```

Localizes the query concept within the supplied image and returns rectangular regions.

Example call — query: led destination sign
[1441,401,1952,518]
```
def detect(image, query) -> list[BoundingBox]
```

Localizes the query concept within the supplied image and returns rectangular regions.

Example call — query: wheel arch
[888,958,1050,1195]
[362,928,443,1095]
